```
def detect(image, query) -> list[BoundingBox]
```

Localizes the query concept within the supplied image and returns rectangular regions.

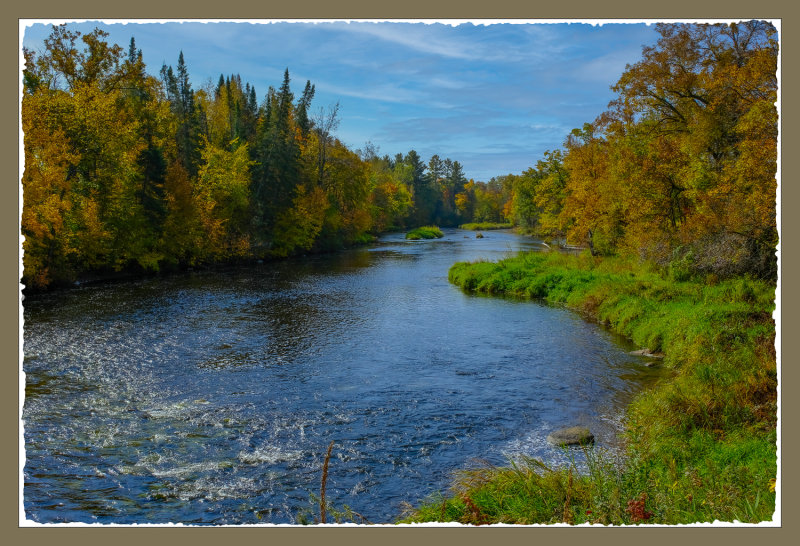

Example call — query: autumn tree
[316,140,373,249]
[454,179,476,220]
[608,21,778,276]
[193,137,254,259]
[21,93,79,287]
[561,123,620,255]
[22,26,168,281]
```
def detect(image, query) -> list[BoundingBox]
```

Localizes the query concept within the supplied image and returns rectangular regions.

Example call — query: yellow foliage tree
[194,138,254,260]
[21,92,79,287]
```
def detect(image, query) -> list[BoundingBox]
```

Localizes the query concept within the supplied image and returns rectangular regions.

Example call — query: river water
[22,229,661,525]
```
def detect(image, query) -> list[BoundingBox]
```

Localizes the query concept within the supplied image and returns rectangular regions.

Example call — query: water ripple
[23,229,663,524]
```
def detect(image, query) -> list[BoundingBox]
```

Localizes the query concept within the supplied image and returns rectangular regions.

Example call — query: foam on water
[237,445,304,465]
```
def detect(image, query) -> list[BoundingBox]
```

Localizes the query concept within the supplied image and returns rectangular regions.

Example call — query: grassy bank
[403,251,777,524]
[459,222,513,231]
[406,226,445,240]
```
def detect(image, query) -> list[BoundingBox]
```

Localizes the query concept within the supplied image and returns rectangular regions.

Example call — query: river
[22,228,662,524]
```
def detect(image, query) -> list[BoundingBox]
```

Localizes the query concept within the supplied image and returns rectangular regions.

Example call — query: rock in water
[629,348,665,359]
[547,426,595,446]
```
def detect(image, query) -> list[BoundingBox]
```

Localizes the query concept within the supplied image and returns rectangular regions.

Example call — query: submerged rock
[629,348,665,359]
[547,426,595,446]
[476,232,484,238]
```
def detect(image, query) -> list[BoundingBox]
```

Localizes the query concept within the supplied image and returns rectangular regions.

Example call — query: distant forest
[22,22,777,288]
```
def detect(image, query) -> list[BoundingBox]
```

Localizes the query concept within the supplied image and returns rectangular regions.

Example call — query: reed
[320,440,334,524]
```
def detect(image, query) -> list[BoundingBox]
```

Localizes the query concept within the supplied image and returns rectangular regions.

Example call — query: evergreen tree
[296,80,315,137]
[405,150,426,188]
[216,74,225,98]
[434,157,465,225]
[163,52,203,176]
[427,155,444,188]
[136,141,167,227]
[252,71,302,242]
[404,150,438,226]
[448,161,467,194]
[123,37,168,233]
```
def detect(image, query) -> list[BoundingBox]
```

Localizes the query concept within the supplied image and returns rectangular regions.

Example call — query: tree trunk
[587,229,597,256]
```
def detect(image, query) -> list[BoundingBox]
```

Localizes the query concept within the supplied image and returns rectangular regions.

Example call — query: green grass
[406,226,445,240]
[402,251,777,525]
[459,222,513,231]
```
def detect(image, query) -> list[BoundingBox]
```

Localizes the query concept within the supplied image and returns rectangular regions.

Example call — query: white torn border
[17,17,782,528]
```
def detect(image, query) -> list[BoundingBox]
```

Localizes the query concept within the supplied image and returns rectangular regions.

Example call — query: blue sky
[21,20,659,181]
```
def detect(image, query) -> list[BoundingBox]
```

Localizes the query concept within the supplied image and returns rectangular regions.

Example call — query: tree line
[21,25,476,289]
[22,22,778,289]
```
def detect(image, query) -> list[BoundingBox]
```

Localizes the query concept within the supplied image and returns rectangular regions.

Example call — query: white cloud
[331,22,545,63]
[314,79,455,109]
[576,50,640,84]
[429,76,467,90]
[336,23,486,61]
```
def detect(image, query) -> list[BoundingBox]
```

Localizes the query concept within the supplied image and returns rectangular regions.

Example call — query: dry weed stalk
[320,440,334,524]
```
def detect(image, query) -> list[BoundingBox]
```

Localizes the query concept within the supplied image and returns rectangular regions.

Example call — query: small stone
[547,426,595,446]
[630,349,665,359]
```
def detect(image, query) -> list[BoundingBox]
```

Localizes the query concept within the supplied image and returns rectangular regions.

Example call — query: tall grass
[403,251,777,524]
[459,222,513,231]
[406,226,444,240]
[403,450,652,525]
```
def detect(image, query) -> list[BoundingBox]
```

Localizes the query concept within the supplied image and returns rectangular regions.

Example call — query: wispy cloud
[334,23,485,61]
[332,22,539,63]
[313,79,454,109]
[574,50,641,85]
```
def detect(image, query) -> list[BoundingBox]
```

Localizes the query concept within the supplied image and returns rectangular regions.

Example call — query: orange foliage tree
[554,21,778,277]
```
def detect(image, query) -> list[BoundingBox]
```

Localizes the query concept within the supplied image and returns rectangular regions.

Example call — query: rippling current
[22,229,663,524]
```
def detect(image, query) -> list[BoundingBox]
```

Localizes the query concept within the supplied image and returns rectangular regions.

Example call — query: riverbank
[21,232,383,295]
[403,251,777,524]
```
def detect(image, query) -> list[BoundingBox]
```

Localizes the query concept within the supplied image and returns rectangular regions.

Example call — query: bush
[662,233,777,282]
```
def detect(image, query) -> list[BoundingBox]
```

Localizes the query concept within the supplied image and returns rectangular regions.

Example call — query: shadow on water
[22,228,666,524]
